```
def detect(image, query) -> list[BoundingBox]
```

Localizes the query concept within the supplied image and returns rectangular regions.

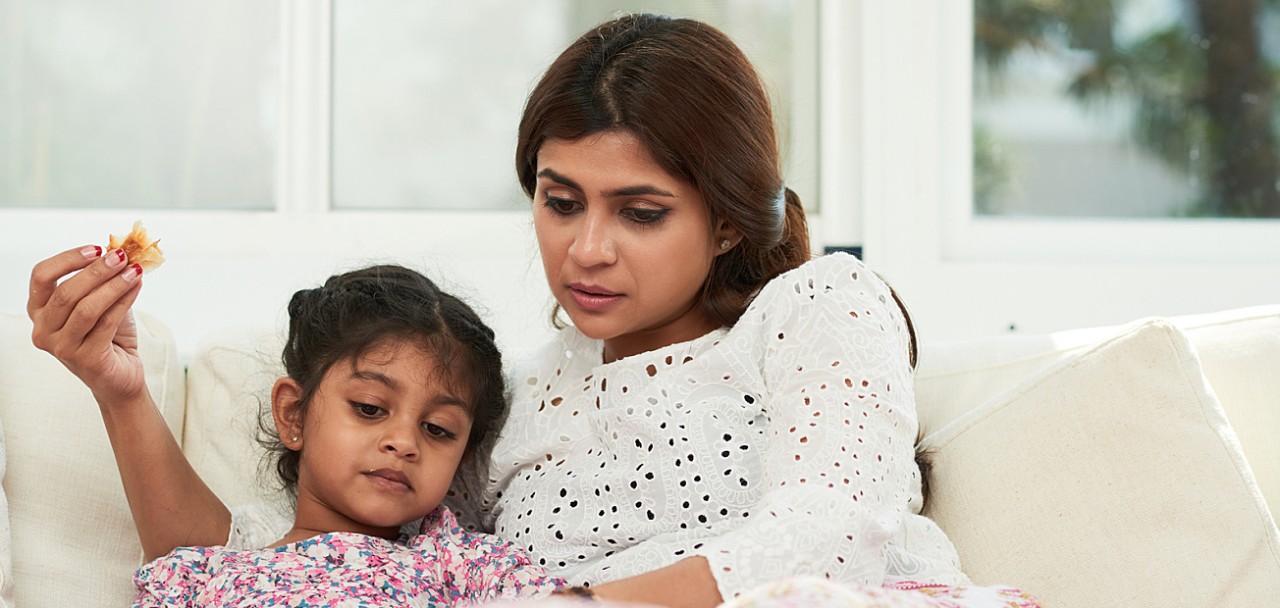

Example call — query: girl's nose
[567,213,617,267]
[380,429,419,460]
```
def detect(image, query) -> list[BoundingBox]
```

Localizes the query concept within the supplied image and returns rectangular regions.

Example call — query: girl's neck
[284,495,403,546]
[268,522,401,548]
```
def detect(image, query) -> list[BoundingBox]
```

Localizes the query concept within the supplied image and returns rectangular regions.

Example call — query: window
[0,0,278,209]
[974,0,1280,219]
[2,0,818,358]
[331,0,815,211]
[852,1,1280,341]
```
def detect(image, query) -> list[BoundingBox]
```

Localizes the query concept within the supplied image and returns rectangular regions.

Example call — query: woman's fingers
[83,279,143,356]
[27,244,104,318]
[57,260,142,347]
[33,248,130,336]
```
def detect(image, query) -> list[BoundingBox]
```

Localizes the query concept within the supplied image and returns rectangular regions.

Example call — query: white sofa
[1,305,1278,608]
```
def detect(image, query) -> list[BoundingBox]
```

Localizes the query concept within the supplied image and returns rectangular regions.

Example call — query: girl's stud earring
[720,239,731,250]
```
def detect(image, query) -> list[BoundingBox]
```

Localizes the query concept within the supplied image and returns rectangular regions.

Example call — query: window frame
[849,0,1280,341]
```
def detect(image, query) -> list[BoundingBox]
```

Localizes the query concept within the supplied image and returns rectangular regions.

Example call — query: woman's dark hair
[517,13,810,327]
[260,264,506,497]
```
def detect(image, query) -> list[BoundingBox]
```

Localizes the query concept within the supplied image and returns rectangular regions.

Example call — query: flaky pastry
[108,221,165,273]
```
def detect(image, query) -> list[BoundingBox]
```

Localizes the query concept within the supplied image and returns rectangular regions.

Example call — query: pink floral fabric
[711,577,1043,608]
[133,507,563,607]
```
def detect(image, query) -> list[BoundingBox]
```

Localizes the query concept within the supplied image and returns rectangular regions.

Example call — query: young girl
[127,264,562,606]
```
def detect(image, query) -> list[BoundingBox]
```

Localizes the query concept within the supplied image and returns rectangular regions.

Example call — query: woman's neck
[601,312,722,363]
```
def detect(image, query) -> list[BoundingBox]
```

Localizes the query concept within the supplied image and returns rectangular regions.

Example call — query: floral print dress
[133,507,562,607]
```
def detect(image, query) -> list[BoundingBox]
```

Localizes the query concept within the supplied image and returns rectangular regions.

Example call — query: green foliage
[974,0,1280,218]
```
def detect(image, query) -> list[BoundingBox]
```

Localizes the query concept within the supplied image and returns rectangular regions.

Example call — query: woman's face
[533,130,736,362]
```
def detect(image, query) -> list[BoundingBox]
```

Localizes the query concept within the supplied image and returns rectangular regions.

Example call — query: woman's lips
[568,284,623,312]
[364,468,411,491]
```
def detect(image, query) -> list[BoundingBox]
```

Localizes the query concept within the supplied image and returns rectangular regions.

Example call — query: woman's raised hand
[28,245,147,404]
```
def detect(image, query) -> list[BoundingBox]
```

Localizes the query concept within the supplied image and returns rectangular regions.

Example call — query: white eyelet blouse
[450,253,968,597]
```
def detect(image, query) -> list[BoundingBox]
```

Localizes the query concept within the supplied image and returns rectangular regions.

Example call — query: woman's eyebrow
[603,184,675,198]
[536,168,582,191]
[537,168,675,199]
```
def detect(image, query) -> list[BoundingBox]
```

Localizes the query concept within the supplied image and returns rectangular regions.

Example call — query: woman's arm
[29,246,231,560]
[688,255,918,596]
[589,556,722,608]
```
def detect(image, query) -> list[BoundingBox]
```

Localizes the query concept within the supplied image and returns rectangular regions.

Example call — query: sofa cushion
[919,318,1280,607]
[1174,306,1280,518]
[916,304,1280,518]
[0,418,13,608]
[0,311,186,608]
[182,328,291,511]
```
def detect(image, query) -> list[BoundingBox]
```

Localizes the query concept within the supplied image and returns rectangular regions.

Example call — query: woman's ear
[271,377,305,451]
[713,219,743,256]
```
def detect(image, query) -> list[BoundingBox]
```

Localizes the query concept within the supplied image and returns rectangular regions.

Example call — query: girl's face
[275,338,473,539]
[533,129,738,362]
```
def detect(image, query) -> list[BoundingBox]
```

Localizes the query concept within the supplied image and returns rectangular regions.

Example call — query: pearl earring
[292,435,299,442]
[719,239,731,250]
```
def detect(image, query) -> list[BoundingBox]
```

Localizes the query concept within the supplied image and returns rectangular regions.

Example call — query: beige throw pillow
[182,329,290,511]
[920,319,1280,608]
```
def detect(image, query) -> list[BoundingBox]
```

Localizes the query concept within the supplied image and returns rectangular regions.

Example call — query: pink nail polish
[81,245,103,259]
[106,249,126,267]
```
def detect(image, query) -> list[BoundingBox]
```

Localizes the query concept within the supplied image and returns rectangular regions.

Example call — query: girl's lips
[568,284,623,312]
[363,468,411,491]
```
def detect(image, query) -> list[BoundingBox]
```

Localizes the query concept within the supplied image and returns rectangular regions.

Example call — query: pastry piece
[108,221,165,273]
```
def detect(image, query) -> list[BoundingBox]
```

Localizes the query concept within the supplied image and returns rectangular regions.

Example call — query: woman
[27,13,1037,608]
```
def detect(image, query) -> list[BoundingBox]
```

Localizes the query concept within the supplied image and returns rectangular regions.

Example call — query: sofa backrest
[915,304,1280,516]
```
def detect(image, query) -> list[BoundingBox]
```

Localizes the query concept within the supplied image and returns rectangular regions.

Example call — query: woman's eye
[622,207,668,224]
[351,402,384,417]
[543,196,580,215]
[423,423,457,440]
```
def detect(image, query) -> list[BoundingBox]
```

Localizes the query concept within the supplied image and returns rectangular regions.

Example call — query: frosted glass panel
[332,0,804,211]
[0,0,278,210]
[974,0,1280,218]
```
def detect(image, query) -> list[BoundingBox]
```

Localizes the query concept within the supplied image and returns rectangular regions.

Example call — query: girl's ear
[271,377,305,451]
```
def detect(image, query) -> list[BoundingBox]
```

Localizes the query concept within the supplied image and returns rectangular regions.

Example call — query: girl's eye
[422,423,457,440]
[542,195,580,216]
[622,207,668,225]
[351,402,384,418]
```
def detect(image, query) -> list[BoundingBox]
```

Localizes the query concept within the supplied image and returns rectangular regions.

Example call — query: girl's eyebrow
[537,167,675,199]
[352,369,399,390]
[350,369,469,409]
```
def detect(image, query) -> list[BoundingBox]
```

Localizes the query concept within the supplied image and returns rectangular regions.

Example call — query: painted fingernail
[122,264,143,282]
[81,245,103,259]
[106,249,126,268]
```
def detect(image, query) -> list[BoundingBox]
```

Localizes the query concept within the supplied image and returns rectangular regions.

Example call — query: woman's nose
[567,213,617,267]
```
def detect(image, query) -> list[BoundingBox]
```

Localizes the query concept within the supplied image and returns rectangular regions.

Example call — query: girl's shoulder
[412,506,541,569]
[134,545,224,601]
